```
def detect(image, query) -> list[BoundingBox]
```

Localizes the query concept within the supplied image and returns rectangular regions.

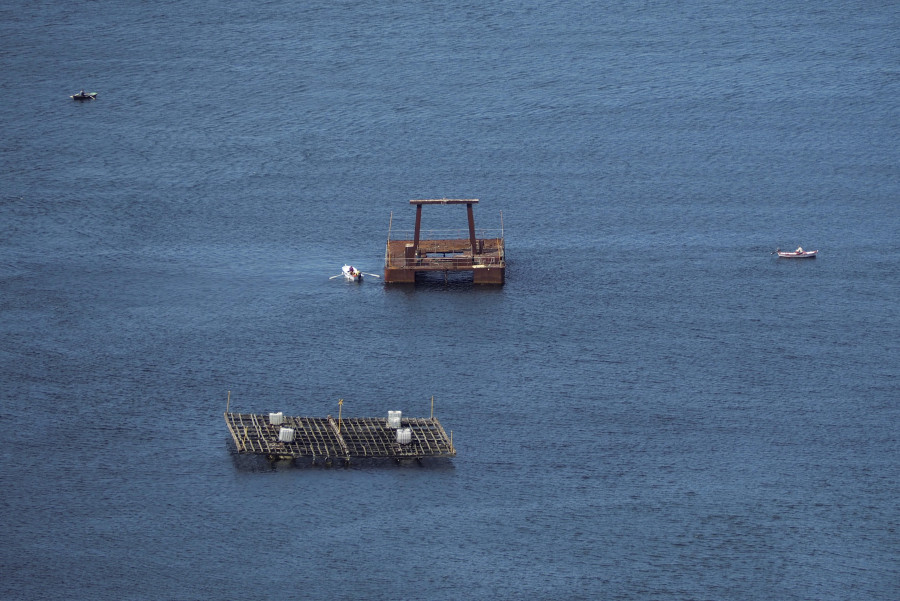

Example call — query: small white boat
[329,265,380,281]
[342,264,362,281]
[776,246,818,258]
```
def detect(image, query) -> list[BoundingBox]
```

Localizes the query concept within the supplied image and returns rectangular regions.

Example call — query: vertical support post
[413,203,423,253]
[385,211,393,269]
[467,202,477,255]
[337,398,343,435]
[430,395,434,419]
[226,390,230,414]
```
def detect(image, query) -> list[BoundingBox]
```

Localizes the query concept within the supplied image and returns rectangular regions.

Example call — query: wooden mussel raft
[224,397,456,464]
[384,198,505,284]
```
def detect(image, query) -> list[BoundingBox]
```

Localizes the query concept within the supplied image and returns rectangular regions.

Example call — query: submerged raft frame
[224,412,456,463]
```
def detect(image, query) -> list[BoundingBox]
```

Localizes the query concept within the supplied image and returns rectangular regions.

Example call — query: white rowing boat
[329,265,380,281]
[775,247,818,258]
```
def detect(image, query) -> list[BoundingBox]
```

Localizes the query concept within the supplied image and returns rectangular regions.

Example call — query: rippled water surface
[1,1,898,599]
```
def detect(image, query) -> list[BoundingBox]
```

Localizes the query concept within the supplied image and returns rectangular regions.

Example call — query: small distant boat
[342,264,362,281]
[70,91,97,101]
[776,246,818,258]
[329,265,380,281]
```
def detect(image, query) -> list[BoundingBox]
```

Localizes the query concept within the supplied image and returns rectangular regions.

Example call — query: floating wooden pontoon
[384,199,505,284]
[224,412,456,463]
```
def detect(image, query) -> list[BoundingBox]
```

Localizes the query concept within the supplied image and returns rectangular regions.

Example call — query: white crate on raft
[269,412,284,425]
[396,428,411,444]
[278,427,295,443]
[387,411,402,429]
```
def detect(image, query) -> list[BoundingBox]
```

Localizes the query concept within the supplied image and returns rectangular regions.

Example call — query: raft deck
[225,413,456,461]
[384,199,505,284]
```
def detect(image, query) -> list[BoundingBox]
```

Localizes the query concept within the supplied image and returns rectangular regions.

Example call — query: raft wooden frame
[225,412,456,462]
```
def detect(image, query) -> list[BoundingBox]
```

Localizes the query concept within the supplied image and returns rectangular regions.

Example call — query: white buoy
[396,428,411,444]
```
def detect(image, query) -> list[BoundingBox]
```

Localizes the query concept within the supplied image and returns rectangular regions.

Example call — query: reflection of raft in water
[224,411,456,463]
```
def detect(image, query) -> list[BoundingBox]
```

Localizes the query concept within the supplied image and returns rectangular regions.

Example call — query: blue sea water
[1,1,898,599]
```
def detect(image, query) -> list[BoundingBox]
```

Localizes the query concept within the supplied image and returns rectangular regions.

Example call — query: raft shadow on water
[229,448,456,472]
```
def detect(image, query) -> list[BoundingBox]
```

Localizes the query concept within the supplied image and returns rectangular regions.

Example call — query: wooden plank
[328,416,350,458]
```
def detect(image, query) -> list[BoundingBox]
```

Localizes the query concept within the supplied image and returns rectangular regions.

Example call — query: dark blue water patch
[2,0,899,600]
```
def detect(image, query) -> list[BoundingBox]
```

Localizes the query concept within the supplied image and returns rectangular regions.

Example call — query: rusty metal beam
[467,202,477,254]
[413,203,423,251]
[410,198,479,205]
